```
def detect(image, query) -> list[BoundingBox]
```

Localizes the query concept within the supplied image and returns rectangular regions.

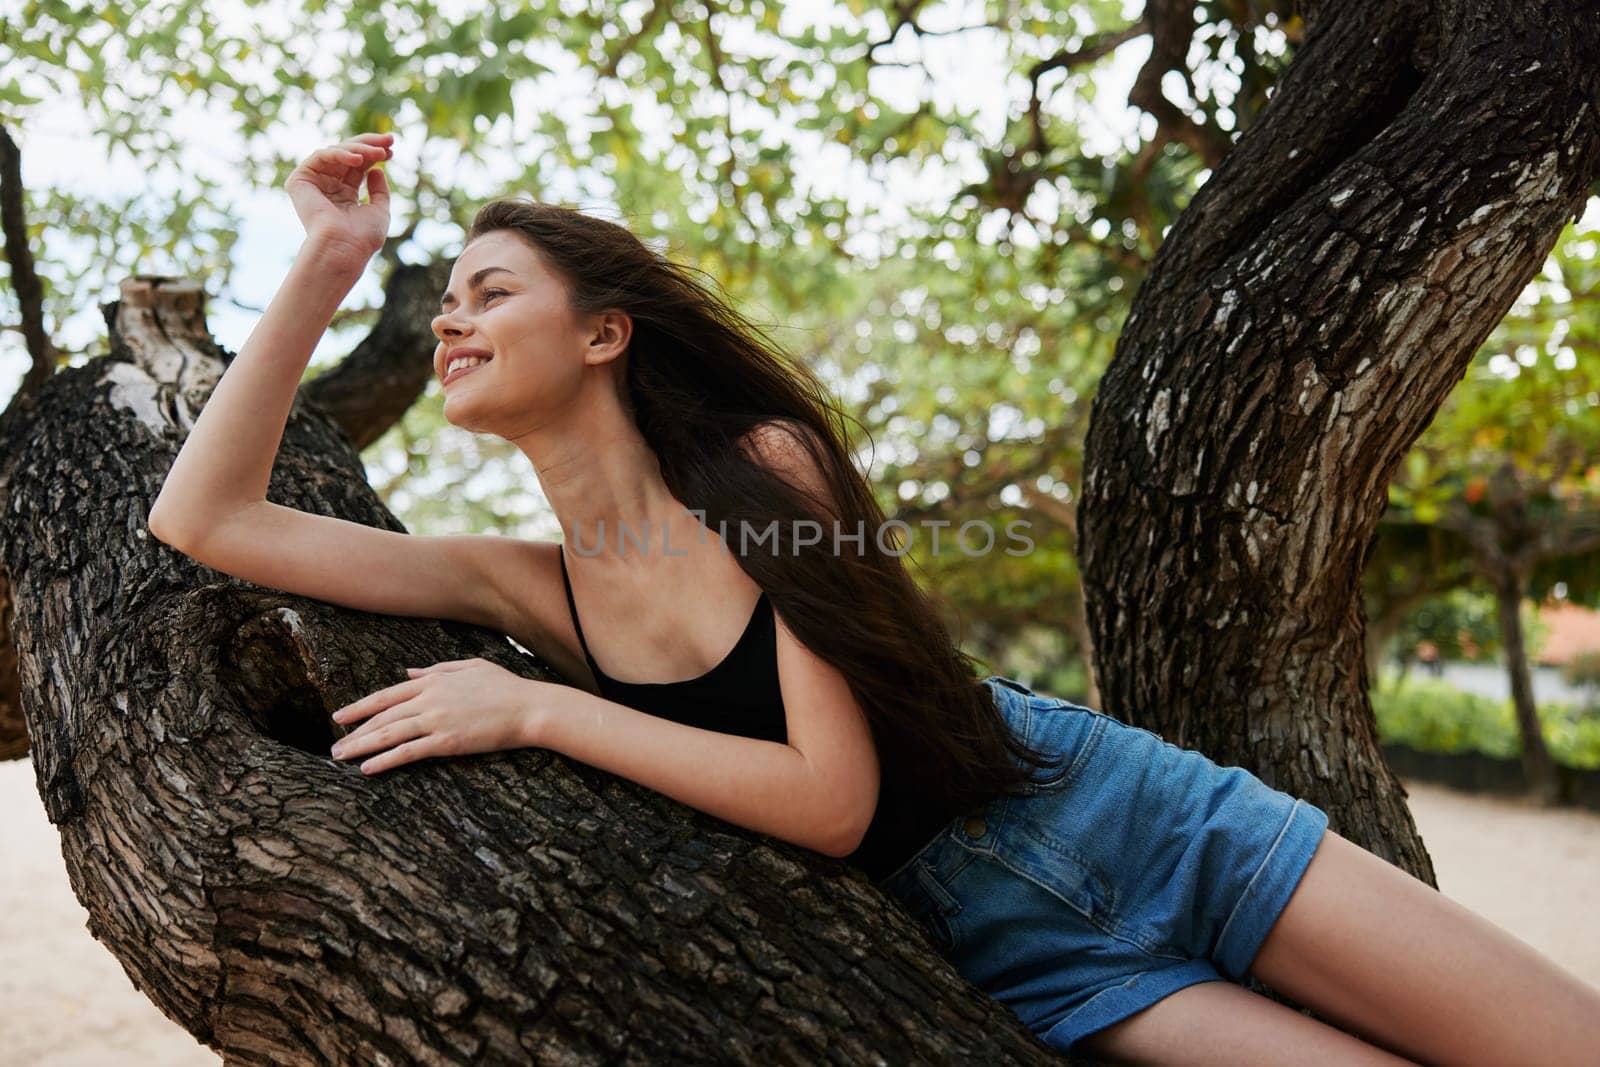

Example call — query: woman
[149,133,1600,1064]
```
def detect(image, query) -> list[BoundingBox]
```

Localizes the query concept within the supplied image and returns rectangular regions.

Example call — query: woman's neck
[514,408,696,565]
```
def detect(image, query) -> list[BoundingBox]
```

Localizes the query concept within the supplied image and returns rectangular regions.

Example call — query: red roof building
[1534,598,1600,667]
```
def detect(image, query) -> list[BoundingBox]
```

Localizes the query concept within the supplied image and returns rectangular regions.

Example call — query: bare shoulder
[738,417,826,462]
[737,418,836,505]
[494,537,568,633]
[476,537,595,685]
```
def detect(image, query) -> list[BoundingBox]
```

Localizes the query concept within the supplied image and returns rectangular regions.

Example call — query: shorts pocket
[905,860,960,951]
[989,802,1123,942]
[988,715,1193,961]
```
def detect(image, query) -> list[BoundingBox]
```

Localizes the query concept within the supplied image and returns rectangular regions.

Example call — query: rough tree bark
[0,253,450,760]
[1078,0,1599,895]
[0,121,58,760]
[0,277,1087,1064]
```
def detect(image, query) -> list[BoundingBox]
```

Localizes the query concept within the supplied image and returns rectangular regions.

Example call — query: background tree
[1358,520,1478,686]
[1075,0,1600,879]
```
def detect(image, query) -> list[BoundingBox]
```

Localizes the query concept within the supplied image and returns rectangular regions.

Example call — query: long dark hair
[466,198,1070,823]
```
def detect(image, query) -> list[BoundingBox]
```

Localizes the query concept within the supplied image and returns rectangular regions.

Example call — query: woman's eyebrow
[439,266,514,309]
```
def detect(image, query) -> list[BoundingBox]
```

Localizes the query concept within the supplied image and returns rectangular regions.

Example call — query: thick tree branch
[0,279,1094,1063]
[0,571,23,759]
[0,259,452,762]
[0,124,57,399]
[298,258,453,451]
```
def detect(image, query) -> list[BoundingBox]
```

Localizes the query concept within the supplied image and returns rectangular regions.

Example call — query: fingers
[356,736,439,776]
[341,132,393,165]
[334,701,421,749]
[312,144,376,170]
[294,134,393,182]
[407,658,479,675]
[332,677,422,723]
[365,165,389,209]
[331,143,386,174]
[332,710,429,763]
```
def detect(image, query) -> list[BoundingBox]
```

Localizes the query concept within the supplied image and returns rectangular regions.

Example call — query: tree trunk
[0,571,26,759]
[0,259,455,762]
[1078,0,1598,901]
[0,277,1086,1065]
[1490,569,1561,804]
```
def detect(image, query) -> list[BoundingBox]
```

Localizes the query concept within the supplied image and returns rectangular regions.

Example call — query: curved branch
[1078,0,1600,884]
[299,258,453,451]
[0,124,58,400]
[1127,0,1233,167]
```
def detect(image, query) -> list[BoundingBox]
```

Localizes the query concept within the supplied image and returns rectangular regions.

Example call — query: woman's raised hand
[286,131,394,264]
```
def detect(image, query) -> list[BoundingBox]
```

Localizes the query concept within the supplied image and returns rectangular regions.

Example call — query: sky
[6,0,1150,378]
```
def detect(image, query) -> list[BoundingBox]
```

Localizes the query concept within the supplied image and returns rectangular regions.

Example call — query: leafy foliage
[1373,673,1600,769]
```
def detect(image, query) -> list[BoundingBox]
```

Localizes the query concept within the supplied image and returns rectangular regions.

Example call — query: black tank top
[558,545,788,744]
[558,544,962,883]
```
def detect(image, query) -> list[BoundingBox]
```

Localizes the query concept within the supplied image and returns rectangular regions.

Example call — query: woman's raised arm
[148,132,392,541]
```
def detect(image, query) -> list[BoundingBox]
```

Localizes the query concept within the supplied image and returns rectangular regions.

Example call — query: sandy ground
[2,761,1597,1064]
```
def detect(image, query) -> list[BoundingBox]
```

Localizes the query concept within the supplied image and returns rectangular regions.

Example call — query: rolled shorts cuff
[1212,797,1331,982]
[1040,958,1227,1050]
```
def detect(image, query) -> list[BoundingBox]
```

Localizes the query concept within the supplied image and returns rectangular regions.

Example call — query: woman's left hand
[329,657,549,774]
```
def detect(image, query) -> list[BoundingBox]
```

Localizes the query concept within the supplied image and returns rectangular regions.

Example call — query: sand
[2,761,1596,1063]
[0,760,220,1066]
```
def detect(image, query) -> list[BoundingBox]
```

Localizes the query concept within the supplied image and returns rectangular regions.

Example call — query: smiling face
[430,229,630,437]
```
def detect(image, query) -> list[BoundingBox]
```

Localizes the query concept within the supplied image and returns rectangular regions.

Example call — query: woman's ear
[584,309,632,365]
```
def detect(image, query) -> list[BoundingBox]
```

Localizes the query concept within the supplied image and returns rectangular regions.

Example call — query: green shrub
[1371,673,1600,770]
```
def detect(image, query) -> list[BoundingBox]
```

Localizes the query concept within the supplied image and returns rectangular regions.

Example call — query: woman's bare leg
[1247,828,1600,1065]
[1074,978,1417,1066]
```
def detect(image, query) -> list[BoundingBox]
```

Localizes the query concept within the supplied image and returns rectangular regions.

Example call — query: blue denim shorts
[879,675,1330,1052]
